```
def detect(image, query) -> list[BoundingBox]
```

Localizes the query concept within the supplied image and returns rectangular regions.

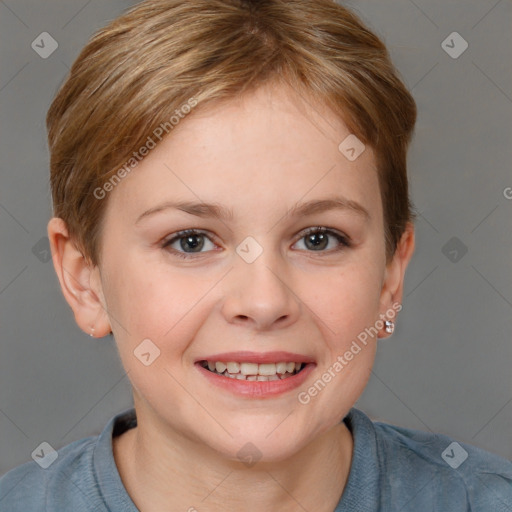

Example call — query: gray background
[0,0,511,477]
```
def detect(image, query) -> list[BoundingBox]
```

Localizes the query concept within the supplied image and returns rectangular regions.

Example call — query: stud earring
[384,320,395,334]
[89,326,95,337]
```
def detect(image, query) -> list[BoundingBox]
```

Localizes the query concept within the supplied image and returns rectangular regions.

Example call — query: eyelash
[161,227,351,260]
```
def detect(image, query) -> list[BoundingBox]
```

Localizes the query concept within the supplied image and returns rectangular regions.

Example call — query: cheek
[295,261,381,429]
[107,255,196,328]
[308,257,384,340]
[104,257,223,367]
[105,266,211,396]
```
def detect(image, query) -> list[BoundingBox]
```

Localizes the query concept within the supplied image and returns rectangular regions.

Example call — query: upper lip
[195,351,316,365]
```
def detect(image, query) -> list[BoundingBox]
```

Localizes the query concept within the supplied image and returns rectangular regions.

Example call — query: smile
[199,360,304,381]
[195,355,315,398]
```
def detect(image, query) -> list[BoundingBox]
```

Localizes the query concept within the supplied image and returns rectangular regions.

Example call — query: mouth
[194,351,316,398]
[198,360,306,381]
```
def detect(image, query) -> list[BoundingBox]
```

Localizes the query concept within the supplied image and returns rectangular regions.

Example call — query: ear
[47,217,111,338]
[378,222,415,337]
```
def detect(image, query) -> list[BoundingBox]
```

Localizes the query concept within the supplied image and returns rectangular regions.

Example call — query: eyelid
[162,227,349,246]
[162,228,218,248]
[294,226,351,250]
[297,225,350,242]
[161,229,219,260]
[162,226,351,259]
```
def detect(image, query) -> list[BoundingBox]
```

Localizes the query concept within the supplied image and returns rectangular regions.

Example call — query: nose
[221,244,301,332]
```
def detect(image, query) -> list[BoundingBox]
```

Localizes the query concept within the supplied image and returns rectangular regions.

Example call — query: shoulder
[0,435,99,512]
[370,412,512,509]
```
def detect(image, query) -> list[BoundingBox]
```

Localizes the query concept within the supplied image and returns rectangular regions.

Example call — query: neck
[113,407,353,512]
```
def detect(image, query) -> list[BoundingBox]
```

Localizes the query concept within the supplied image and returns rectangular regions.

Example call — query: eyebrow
[135,196,370,224]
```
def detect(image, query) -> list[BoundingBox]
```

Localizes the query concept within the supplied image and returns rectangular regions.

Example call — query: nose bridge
[222,234,300,329]
[236,234,289,301]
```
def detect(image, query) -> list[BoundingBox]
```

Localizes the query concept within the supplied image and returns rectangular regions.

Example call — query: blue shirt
[1,407,511,511]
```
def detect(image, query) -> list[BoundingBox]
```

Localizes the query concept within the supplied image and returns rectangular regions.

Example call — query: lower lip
[195,362,316,398]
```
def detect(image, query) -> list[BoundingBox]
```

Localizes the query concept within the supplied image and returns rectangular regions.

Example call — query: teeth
[276,362,287,374]
[240,362,259,376]
[226,361,240,373]
[258,363,276,376]
[215,362,227,373]
[201,360,305,380]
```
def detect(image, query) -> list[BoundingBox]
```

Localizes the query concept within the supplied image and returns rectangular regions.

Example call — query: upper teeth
[205,361,302,376]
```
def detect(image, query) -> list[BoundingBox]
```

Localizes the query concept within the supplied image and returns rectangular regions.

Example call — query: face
[91,82,402,462]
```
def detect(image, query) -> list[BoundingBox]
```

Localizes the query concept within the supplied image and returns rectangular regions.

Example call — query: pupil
[306,232,327,251]
[181,234,204,252]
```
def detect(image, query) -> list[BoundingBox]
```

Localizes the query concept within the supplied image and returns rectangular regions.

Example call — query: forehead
[104,82,381,224]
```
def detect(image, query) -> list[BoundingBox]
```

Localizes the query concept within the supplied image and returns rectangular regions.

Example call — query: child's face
[95,82,402,460]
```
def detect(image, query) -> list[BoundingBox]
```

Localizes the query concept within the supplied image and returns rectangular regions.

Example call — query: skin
[48,80,415,512]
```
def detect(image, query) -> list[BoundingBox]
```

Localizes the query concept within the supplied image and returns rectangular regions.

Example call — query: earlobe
[47,217,111,337]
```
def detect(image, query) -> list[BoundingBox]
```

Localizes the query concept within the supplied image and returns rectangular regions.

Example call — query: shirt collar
[334,407,381,511]
[93,406,380,512]
[92,407,139,511]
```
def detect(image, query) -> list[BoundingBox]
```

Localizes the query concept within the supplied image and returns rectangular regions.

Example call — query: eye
[162,226,351,260]
[162,229,217,259]
[293,226,350,253]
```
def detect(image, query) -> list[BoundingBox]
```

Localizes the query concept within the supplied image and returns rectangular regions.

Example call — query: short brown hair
[47,0,417,266]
